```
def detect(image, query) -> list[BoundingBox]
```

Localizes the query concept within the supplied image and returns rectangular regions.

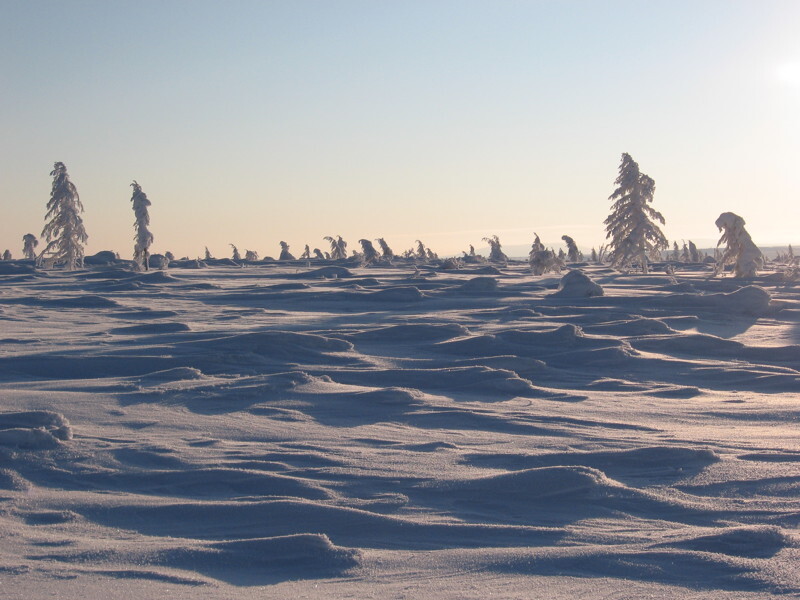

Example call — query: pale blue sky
[1,0,798,258]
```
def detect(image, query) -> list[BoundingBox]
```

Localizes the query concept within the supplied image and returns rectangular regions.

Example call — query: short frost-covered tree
[562,235,581,262]
[359,239,380,264]
[230,244,241,261]
[483,235,508,263]
[713,212,763,278]
[324,236,347,260]
[22,234,38,260]
[130,181,154,270]
[279,241,295,261]
[2,250,10,260]
[40,162,88,270]
[376,238,394,259]
[604,153,667,274]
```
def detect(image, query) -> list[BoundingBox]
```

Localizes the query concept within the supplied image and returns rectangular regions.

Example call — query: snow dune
[0,260,797,598]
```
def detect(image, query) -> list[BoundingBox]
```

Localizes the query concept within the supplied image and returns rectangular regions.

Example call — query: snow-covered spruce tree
[376,238,394,259]
[22,234,38,260]
[204,247,213,260]
[688,240,699,263]
[604,153,667,274]
[299,245,311,260]
[415,240,427,260]
[713,212,763,278]
[230,244,241,261]
[245,249,259,261]
[530,234,544,254]
[359,239,380,264]
[562,235,581,262]
[130,181,154,271]
[324,236,347,260]
[483,235,508,263]
[279,241,295,261]
[2,250,10,260]
[40,162,88,270]
[313,248,324,259]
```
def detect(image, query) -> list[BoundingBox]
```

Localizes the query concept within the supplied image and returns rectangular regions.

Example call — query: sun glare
[773,61,800,88]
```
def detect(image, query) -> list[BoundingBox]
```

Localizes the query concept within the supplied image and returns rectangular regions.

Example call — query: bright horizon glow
[1,1,798,259]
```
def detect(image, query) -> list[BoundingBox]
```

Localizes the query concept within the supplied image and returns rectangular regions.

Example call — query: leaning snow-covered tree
[604,153,667,274]
[359,239,380,265]
[376,238,394,259]
[40,162,88,270]
[483,235,508,263]
[324,236,347,260]
[713,212,763,278]
[230,244,241,261]
[22,233,38,260]
[130,181,154,271]
[279,241,295,261]
[561,235,581,262]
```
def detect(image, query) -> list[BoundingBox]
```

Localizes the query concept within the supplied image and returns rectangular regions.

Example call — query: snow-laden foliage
[415,240,427,260]
[376,238,394,259]
[279,242,295,261]
[299,245,311,260]
[713,212,763,278]
[130,181,154,271]
[204,247,213,260]
[359,239,380,265]
[688,240,700,262]
[561,235,581,262]
[230,244,241,261]
[604,153,667,274]
[164,251,175,262]
[22,234,38,260]
[530,234,544,253]
[40,162,88,270]
[483,235,508,263]
[529,249,563,276]
[2,250,10,260]
[313,248,325,260]
[245,250,259,261]
[324,236,347,260]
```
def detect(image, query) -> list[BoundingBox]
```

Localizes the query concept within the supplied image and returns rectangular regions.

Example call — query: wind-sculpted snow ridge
[0,261,799,597]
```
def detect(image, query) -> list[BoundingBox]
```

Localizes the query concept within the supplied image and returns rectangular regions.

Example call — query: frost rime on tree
[130,181,154,271]
[279,242,295,261]
[40,162,88,270]
[22,234,38,260]
[713,212,763,278]
[604,153,667,274]
[561,235,581,262]
[376,238,394,259]
[324,236,347,260]
[483,235,508,263]
[359,239,380,265]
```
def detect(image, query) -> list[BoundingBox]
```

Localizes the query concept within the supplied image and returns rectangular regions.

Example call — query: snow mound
[0,468,31,490]
[663,285,772,315]
[83,250,119,265]
[134,270,179,283]
[460,276,498,292]
[366,286,424,301]
[550,269,604,298]
[208,533,360,567]
[0,411,72,449]
[0,262,36,275]
[351,323,469,342]
[674,525,795,558]
[292,266,353,279]
[110,322,191,335]
[139,367,207,383]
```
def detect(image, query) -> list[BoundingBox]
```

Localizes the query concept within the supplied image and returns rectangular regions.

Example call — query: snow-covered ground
[0,259,797,599]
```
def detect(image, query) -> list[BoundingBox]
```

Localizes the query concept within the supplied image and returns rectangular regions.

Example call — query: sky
[1,0,798,259]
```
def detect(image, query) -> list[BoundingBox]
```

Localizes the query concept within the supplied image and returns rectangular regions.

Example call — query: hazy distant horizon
[2,1,798,259]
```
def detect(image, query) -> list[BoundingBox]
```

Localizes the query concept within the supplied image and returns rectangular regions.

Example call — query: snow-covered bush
[483,235,508,263]
[313,248,325,260]
[2,250,10,260]
[22,234,38,260]
[550,269,604,298]
[529,250,563,276]
[130,181,154,271]
[245,250,259,261]
[148,253,169,270]
[604,153,668,274]
[713,212,763,278]
[39,162,88,270]
[279,242,295,261]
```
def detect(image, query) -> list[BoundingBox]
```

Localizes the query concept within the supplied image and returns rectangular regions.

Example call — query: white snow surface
[0,260,798,599]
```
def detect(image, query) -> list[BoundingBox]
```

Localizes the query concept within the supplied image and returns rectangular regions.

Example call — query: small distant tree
[2,250,10,260]
[681,242,690,263]
[359,239,380,264]
[713,212,763,278]
[590,248,598,263]
[376,238,394,259]
[230,244,241,261]
[279,241,295,261]
[604,153,667,274]
[688,240,699,263]
[299,245,311,260]
[313,248,325,259]
[672,241,680,262]
[130,181,154,271]
[40,162,88,270]
[530,234,544,253]
[561,235,581,262]
[483,235,508,263]
[415,240,427,259]
[324,236,347,260]
[22,234,38,260]
[245,249,259,261]
[204,247,213,260]
[164,251,175,261]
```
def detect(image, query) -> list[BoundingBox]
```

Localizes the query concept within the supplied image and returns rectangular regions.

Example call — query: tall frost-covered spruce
[604,153,667,274]
[130,181,154,270]
[41,162,87,270]
[22,234,38,260]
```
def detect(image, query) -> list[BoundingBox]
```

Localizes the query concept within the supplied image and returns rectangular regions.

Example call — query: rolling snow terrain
[0,259,798,599]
